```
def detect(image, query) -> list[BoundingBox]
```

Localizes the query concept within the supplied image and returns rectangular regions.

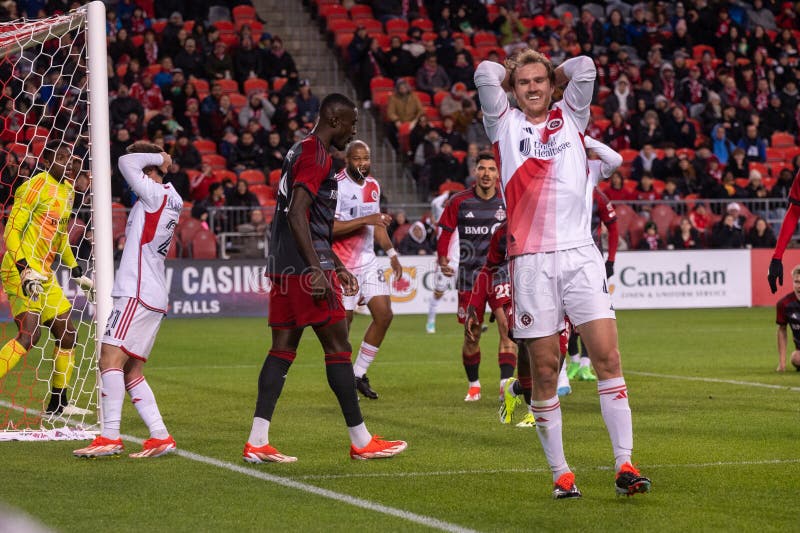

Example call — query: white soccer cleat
[426,320,436,334]
[73,436,124,458]
[129,436,177,458]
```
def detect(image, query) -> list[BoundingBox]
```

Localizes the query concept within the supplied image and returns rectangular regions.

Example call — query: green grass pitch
[2,308,799,532]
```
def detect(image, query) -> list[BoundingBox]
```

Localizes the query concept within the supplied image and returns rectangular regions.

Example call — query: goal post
[0,1,112,441]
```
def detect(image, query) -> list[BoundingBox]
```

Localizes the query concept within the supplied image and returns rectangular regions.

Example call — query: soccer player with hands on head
[0,143,94,417]
[475,49,650,498]
[332,140,401,400]
[74,142,182,459]
[243,94,406,464]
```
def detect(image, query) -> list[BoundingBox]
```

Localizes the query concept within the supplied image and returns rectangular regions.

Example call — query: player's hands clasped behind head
[159,152,172,174]
[768,258,783,294]
[336,267,359,297]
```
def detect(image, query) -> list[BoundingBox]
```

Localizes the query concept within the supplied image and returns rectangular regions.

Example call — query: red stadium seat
[451,150,466,164]
[243,78,269,96]
[433,90,449,107]
[272,77,288,92]
[214,169,238,183]
[6,143,27,159]
[619,149,638,164]
[472,32,497,47]
[414,91,432,106]
[349,4,372,17]
[328,19,357,34]
[590,105,605,120]
[424,106,441,121]
[411,18,433,31]
[676,148,695,160]
[771,132,795,148]
[216,79,239,95]
[178,218,205,255]
[392,223,410,247]
[269,168,282,186]
[749,162,769,178]
[250,184,275,205]
[319,3,347,18]
[692,44,714,60]
[335,32,355,50]
[385,18,408,34]
[111,203,128,240]
[627,215,646,249]
[235,19,263,34]
[232,4,256,21]
[766,147,786,163]
[623,179,638,193]
[650,204,677,241]
[239,169,266,186]
[191,230,218,259]
[214,20,235,32]
[193,139,217,155]
[151,20,167,34]
[190,77,210,94]
[439,180,465,194]
[228,92,248,109]
[202,154,227,170]
[360,19,383,34]
[146,63,162,76]
[370,76,395,91]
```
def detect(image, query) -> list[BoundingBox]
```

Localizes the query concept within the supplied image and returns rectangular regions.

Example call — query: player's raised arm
[585,136,623,184]
[333,213,391,236]
[117,150,169,208]
[769,169,800,292]
[474,60,510,140]
[556,56,596,131]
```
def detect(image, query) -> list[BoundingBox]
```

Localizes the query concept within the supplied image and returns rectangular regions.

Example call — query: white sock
[569,353,580,364]
[427,297,439,323]
[580,357,591,368]
[499,378,508,392]
[348,422,372,448]
[126,377,169,439]
[248,417,270,447]
[99,368,125,440]
[469,379,481,389]
[597,377,633,471]
[558,362,568,381]
[353,341,378,378]
[531,395,569,481]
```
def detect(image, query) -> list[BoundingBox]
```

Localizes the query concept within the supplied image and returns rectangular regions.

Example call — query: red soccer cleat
[350,435,407,460]
[243,442,298,463]
[73,436,124,458]
[129,436,177,458]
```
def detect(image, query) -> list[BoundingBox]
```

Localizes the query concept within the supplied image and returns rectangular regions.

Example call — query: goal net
[0,1,112,441]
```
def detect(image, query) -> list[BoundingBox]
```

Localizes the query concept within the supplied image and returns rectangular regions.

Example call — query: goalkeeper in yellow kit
[0,143,95,416]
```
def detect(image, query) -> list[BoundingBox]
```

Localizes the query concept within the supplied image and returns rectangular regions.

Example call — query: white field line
[0,401,477,533]
[293,458,800,481]
[626,371,800,392]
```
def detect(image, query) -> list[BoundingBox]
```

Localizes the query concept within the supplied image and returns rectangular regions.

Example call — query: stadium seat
[414,91,432,106]
[235,19,263,34]
[269,168,282,186]
[676,148,695,159]
[397,121,412,154]
[385,18,408,34]
[111,203,128,240]
[349,4,372,18]
[411,18,433,31]
[190,77,210,94]
[191,230,218,259]
[328,19,357,34]
[763,177,777,190]
[335,32,355,50]
[239,169,266,186]
[749,162,769,178]
[178,218,205,256]
[131,34,144,48]
[439,180,465,194]
[360,19,383,34]
[472,32,497,47]
[627,215,646,248]
[228,92,247,109]
[30,140,45,157]
[243,78,269,96]
[214,169,238,183]
[165,237,180,259]
[319,3,347,19]
[203,154,227,170]
[214,20,235,32]
[692,44,714,60]
[272,77,288,91]
[590,105,605,120]
[451,150,466,164]
[650,204,677,241]
[619,149,638,164]
[193,139,217,155]
[232,5,257,21]
[6,143,27,159]
[24,126,48,141]
[68,218,86,246]
[613,203,635,238]
[146,63,162,77]
[424,106,441,121]
[151,20,167,34]
[734,178,749,188]
[216,79,239,95]
[766,147,786,163]
[370,76,394,91]
[771,131,795,148]
[623,179,638,193]
[433,90,449,107]
[652,179,665,195]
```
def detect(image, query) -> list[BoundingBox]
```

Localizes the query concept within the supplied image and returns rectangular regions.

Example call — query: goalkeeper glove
[16,260,46,301]
[768,258,783,294]
[605,260,615,279]
[71,266,96,303]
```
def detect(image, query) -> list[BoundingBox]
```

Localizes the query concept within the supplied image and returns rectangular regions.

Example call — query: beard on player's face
[347,162,369,179]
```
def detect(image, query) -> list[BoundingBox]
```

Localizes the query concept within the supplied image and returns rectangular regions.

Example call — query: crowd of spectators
[329,0,800,250]
[0,0,331,257]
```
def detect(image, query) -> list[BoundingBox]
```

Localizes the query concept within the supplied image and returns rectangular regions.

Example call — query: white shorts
[510,245,615,338]
[102,297,165,361]
[342,264,391,311]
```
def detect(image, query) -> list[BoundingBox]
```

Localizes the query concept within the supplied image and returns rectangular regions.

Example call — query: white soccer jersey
[431,191,459,262]
[585,136,623,186]
[475,56,597,256]
[332,170,380,273]
[113,153,183,312]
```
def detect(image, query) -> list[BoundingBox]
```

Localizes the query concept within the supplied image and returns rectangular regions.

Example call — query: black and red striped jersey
[776,292,800,349]
[437,187,506,291]
[268,134,338,274]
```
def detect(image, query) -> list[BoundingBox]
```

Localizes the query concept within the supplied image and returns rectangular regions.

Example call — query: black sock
[253,355,292,420]
[568,332,579,355]
[464,364,480,382]
[325,362,363,427]
[523,388,532,406]
[512,380,523,396]
[499,363,515,380]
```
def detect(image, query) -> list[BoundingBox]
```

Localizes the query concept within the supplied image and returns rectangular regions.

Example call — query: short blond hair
[792,265,800,278]
[504,48,555,86]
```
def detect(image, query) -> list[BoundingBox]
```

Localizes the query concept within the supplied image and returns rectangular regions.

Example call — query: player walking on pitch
[426,189,458,334]
[0,143,94,417]
[475,51,650,498]
[332,140,401,399]
[74,142,182,458]
[437,153,515,402]
[243,94,406,463]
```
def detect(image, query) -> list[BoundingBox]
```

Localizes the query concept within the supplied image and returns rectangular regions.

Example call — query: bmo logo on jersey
[465,226,490,235]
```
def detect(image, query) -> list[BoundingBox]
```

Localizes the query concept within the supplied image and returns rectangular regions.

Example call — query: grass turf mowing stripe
[292,458,800,480]
[627,371,800,391]
[1,402,477,532]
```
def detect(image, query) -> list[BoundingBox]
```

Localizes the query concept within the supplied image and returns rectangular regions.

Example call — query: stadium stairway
[253,0,417,203]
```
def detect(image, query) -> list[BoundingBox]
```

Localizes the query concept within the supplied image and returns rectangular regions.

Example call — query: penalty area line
[626,371,800,392]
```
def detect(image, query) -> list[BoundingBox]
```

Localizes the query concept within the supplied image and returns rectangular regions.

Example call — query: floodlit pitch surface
[2,309,798,531]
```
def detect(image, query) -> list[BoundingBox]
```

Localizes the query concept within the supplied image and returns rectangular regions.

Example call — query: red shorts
[457,280,511,325]
[268,271,346,330]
